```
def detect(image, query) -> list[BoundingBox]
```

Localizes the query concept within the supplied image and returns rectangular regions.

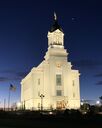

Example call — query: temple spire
[54,12,57,21]
[48,13,64,47]
[49,12,63,32]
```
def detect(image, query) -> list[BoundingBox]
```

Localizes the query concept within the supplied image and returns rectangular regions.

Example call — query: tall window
[56,74,62,85]
[38,91,40,96]
[56,90,62,96]
[72,80,75,86]
[38,78,40,85]
[73,93,75,98]
[38,103,40,109]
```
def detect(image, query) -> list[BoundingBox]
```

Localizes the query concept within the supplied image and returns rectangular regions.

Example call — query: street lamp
[17,102,21,107]
[40,94,45,111]
[96,100,100,105]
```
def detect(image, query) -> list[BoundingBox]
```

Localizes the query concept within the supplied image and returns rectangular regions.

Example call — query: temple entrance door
[56,100,66,109]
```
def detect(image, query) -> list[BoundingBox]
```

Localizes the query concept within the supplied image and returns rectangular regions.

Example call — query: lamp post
[8,88,11,111]
[4,99,6,111]
[40,94,45,111]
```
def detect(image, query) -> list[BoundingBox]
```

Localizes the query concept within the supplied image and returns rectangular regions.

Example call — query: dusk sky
[0,0,102,107]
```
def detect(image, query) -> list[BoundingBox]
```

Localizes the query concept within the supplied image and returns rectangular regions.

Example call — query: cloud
[0,70,16,74]
[72,59,102,69]
[0,77,10,82]
[15,71,28,78]
[0,70,29,83]
[96,81,102,85]
[0,76,19,82]
[94,73,102,77]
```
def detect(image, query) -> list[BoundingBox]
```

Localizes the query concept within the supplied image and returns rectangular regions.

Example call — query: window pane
[38,79,40,85]
[56,90,62,96]
[56,74,61,85]
[73,93,75,98]
[38,91,40,96]
[72,80,75,86]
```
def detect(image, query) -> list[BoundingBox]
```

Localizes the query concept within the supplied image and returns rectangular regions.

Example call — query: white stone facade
[21,16,80,110]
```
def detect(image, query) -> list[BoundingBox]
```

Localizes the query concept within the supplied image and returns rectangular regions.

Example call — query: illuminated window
[56,90,62,96]
[56,74,62,85]
[38,91,40,96]
[38,103,40,109]
[73,93,75,98]
[38,78,40,85]
[72,80,75,86]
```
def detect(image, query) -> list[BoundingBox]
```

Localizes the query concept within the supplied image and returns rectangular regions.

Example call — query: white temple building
[21,14,80,110]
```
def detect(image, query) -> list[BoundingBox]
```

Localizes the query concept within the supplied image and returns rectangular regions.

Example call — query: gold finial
[54,12,57,21]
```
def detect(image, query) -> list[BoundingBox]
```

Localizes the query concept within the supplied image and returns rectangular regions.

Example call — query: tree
[99,96,102,106]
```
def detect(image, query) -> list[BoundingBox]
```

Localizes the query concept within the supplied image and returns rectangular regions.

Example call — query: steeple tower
[47,13,64,48]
